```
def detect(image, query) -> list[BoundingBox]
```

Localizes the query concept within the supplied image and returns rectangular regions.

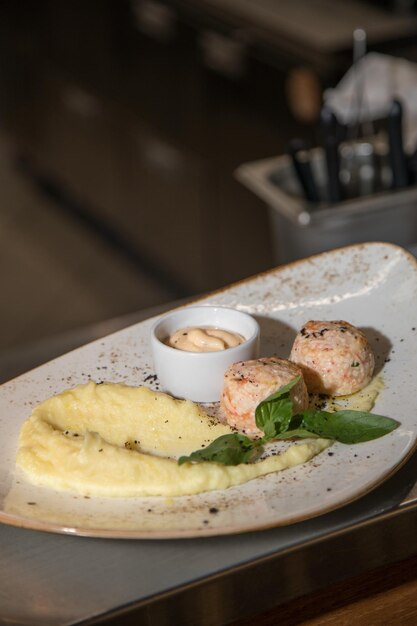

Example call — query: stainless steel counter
[1,456,417,625]
[2,294,417,626]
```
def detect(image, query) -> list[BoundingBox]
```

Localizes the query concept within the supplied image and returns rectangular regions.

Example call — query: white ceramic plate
[1,242,417,539]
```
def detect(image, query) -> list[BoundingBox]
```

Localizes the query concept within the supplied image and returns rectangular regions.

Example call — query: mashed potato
[16,381,330,498]
[25,381,233,458]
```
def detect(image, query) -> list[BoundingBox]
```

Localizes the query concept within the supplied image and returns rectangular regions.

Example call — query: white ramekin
[150,305,260,402]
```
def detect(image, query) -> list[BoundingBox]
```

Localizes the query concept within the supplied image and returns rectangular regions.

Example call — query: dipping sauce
[166,326,245,352]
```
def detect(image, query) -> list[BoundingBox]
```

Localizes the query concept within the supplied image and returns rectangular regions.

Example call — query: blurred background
[2,0,417,371]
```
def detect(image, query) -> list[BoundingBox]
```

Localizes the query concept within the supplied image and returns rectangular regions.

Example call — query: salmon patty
[220,357,309,438]
[290,320,375,396]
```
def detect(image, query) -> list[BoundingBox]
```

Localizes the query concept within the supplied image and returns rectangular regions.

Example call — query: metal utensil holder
[235,141,417,264]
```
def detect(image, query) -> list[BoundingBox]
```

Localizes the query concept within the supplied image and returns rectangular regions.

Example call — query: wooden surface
[233,554,417,626]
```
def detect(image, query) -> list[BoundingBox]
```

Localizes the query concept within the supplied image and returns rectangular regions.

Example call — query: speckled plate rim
[1,241,417,539]
[2,441,417,540]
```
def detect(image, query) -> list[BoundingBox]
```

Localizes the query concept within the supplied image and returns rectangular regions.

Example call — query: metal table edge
[77,501,417,626]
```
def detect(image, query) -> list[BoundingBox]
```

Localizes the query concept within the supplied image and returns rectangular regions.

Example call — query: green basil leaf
[276,428,319,440]
[177,375,400,467]
[178,433,260,466]
[299,409,399,444]
[255,375,301,438]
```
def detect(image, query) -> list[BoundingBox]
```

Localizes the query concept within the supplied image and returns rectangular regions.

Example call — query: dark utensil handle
[320,107,342,203]
[288,139,320,203]
[407,147,417,184]
[387,99,408,189]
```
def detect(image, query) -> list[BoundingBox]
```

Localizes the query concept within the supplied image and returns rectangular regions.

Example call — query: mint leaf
[255,376,301,439]
[178,433,259,466]
[299,409,399,444]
